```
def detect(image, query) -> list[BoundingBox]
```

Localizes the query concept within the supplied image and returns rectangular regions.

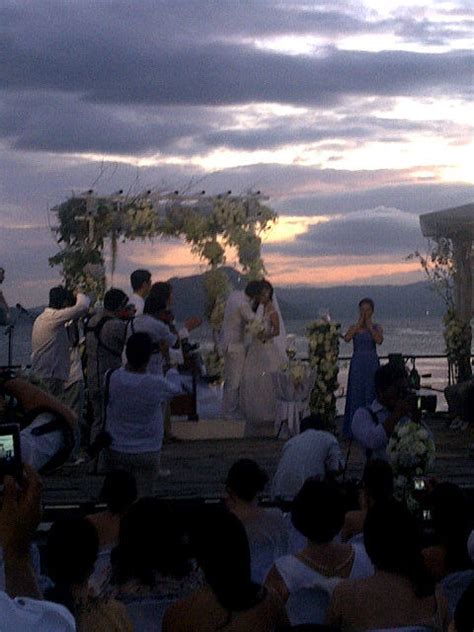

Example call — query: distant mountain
[167,268,444,321]
[24,270,445,323]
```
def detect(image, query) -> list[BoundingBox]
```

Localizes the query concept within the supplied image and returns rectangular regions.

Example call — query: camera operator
[85,289,130,447]
[0,372,77,473]
[351,363,420,461]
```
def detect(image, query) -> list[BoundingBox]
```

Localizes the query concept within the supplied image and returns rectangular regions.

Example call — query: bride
[240,280,287,437]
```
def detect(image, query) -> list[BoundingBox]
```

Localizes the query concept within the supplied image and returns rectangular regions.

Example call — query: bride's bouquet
[246,318,267,341]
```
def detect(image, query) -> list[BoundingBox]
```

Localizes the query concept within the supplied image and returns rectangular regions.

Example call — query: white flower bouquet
[387,421,435,476]
[246,318,267,341]
[387,421,435,509]
[307,319,341,432]
[281,359,310,389]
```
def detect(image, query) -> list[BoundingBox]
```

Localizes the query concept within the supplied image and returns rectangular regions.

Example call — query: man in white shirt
[129,269,152,316]
[104,332,183,496]
[220,280,262,419]
[351,363,414,461]
[31,287,90,397]
[271,415,343,502]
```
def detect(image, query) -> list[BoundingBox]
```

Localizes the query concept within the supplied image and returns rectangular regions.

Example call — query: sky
[1,0,473,306]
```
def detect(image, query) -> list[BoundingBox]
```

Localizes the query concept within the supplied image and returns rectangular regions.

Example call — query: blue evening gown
[343,329,380,437]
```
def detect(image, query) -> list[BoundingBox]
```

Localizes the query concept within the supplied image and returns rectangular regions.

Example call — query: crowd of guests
[26,268,202,486]
[0,453,473,631]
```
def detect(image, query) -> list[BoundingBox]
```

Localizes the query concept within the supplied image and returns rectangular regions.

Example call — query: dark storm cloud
[263,208,425,257]
[1,38,471,108]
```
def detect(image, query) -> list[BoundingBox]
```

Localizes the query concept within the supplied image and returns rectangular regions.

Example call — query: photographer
[0,373,77,473]
[351,363,418,461]
[85,288,130,446]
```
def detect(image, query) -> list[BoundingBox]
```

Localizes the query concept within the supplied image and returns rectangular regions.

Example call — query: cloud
[264,207,426,257]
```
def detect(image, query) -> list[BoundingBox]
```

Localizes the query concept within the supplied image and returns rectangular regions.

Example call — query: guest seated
[87,470,138,549]
[225,459,288,583]
[163,509,289,631]
[265,480,373,610]
[45,518,132,632]
[422,482,472,582]
[107,497,201,603]
[0,465,76,631]
[326,499,449,630]
[341,459,394,543]
[271,415,343,502]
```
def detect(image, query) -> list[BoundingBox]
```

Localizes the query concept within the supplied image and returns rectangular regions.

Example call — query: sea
[1,314,459,414]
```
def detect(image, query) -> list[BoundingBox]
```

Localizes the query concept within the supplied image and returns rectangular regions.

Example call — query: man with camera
[351,363,420,461]
[31,287,90,399]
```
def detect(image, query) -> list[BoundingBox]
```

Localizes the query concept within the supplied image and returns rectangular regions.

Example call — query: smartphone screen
[0,424,22,484]
[413,477,425,491]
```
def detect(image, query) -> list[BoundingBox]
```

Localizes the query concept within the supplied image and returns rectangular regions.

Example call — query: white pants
[222,344,246,417]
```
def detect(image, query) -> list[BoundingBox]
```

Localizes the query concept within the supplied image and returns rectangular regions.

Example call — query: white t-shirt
[0,591,75,632]
[105,367,183,453]
[271,430,343,501]
[129,293,145,316]
[125,314,177,375]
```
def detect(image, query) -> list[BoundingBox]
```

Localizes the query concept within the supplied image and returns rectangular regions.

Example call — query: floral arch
[48,190,277,330]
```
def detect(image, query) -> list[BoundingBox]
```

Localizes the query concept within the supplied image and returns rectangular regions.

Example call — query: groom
[220,280,263,419]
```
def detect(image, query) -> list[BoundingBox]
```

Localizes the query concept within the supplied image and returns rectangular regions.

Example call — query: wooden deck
[42,414,474,507]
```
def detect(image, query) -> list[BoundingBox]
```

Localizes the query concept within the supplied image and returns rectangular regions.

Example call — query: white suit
[220,290,255,417]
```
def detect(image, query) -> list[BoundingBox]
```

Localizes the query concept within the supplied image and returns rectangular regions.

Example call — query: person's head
[358,297,374,319]
[63,289,75,308]
[46,518,99,588]
[104,288,129,313]
[100,470,138,515]
[374,362,408,410]
[125,332,153,369]
[190,508,260,613]
[130,269,152,296]
[361,459,394,507]
[226,459,268,503]
[111,497,191,587]
[364,499,435,597]
[260,280,274,305]
[143,292,167,317]
[149,282,173,309]
[292,479,345,544]
[244,280,264,300]
[428,482,471,572]
[300,414,326,433]
[49,286,70,309]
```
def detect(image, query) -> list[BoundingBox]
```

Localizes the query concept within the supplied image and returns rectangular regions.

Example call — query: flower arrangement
[246,318,267,341]
[387,421,436,510]
[203,348,225,382]
[281,359,311,389]
[49,193,277,320]
[307,319,341,432]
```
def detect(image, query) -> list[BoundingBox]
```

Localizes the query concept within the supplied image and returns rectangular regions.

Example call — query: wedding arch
[48,189,277,330]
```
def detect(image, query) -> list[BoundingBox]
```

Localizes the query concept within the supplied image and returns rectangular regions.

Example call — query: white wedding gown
[240,304,287,437]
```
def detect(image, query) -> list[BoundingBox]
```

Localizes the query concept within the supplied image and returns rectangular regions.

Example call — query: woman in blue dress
[343,298,383,436]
